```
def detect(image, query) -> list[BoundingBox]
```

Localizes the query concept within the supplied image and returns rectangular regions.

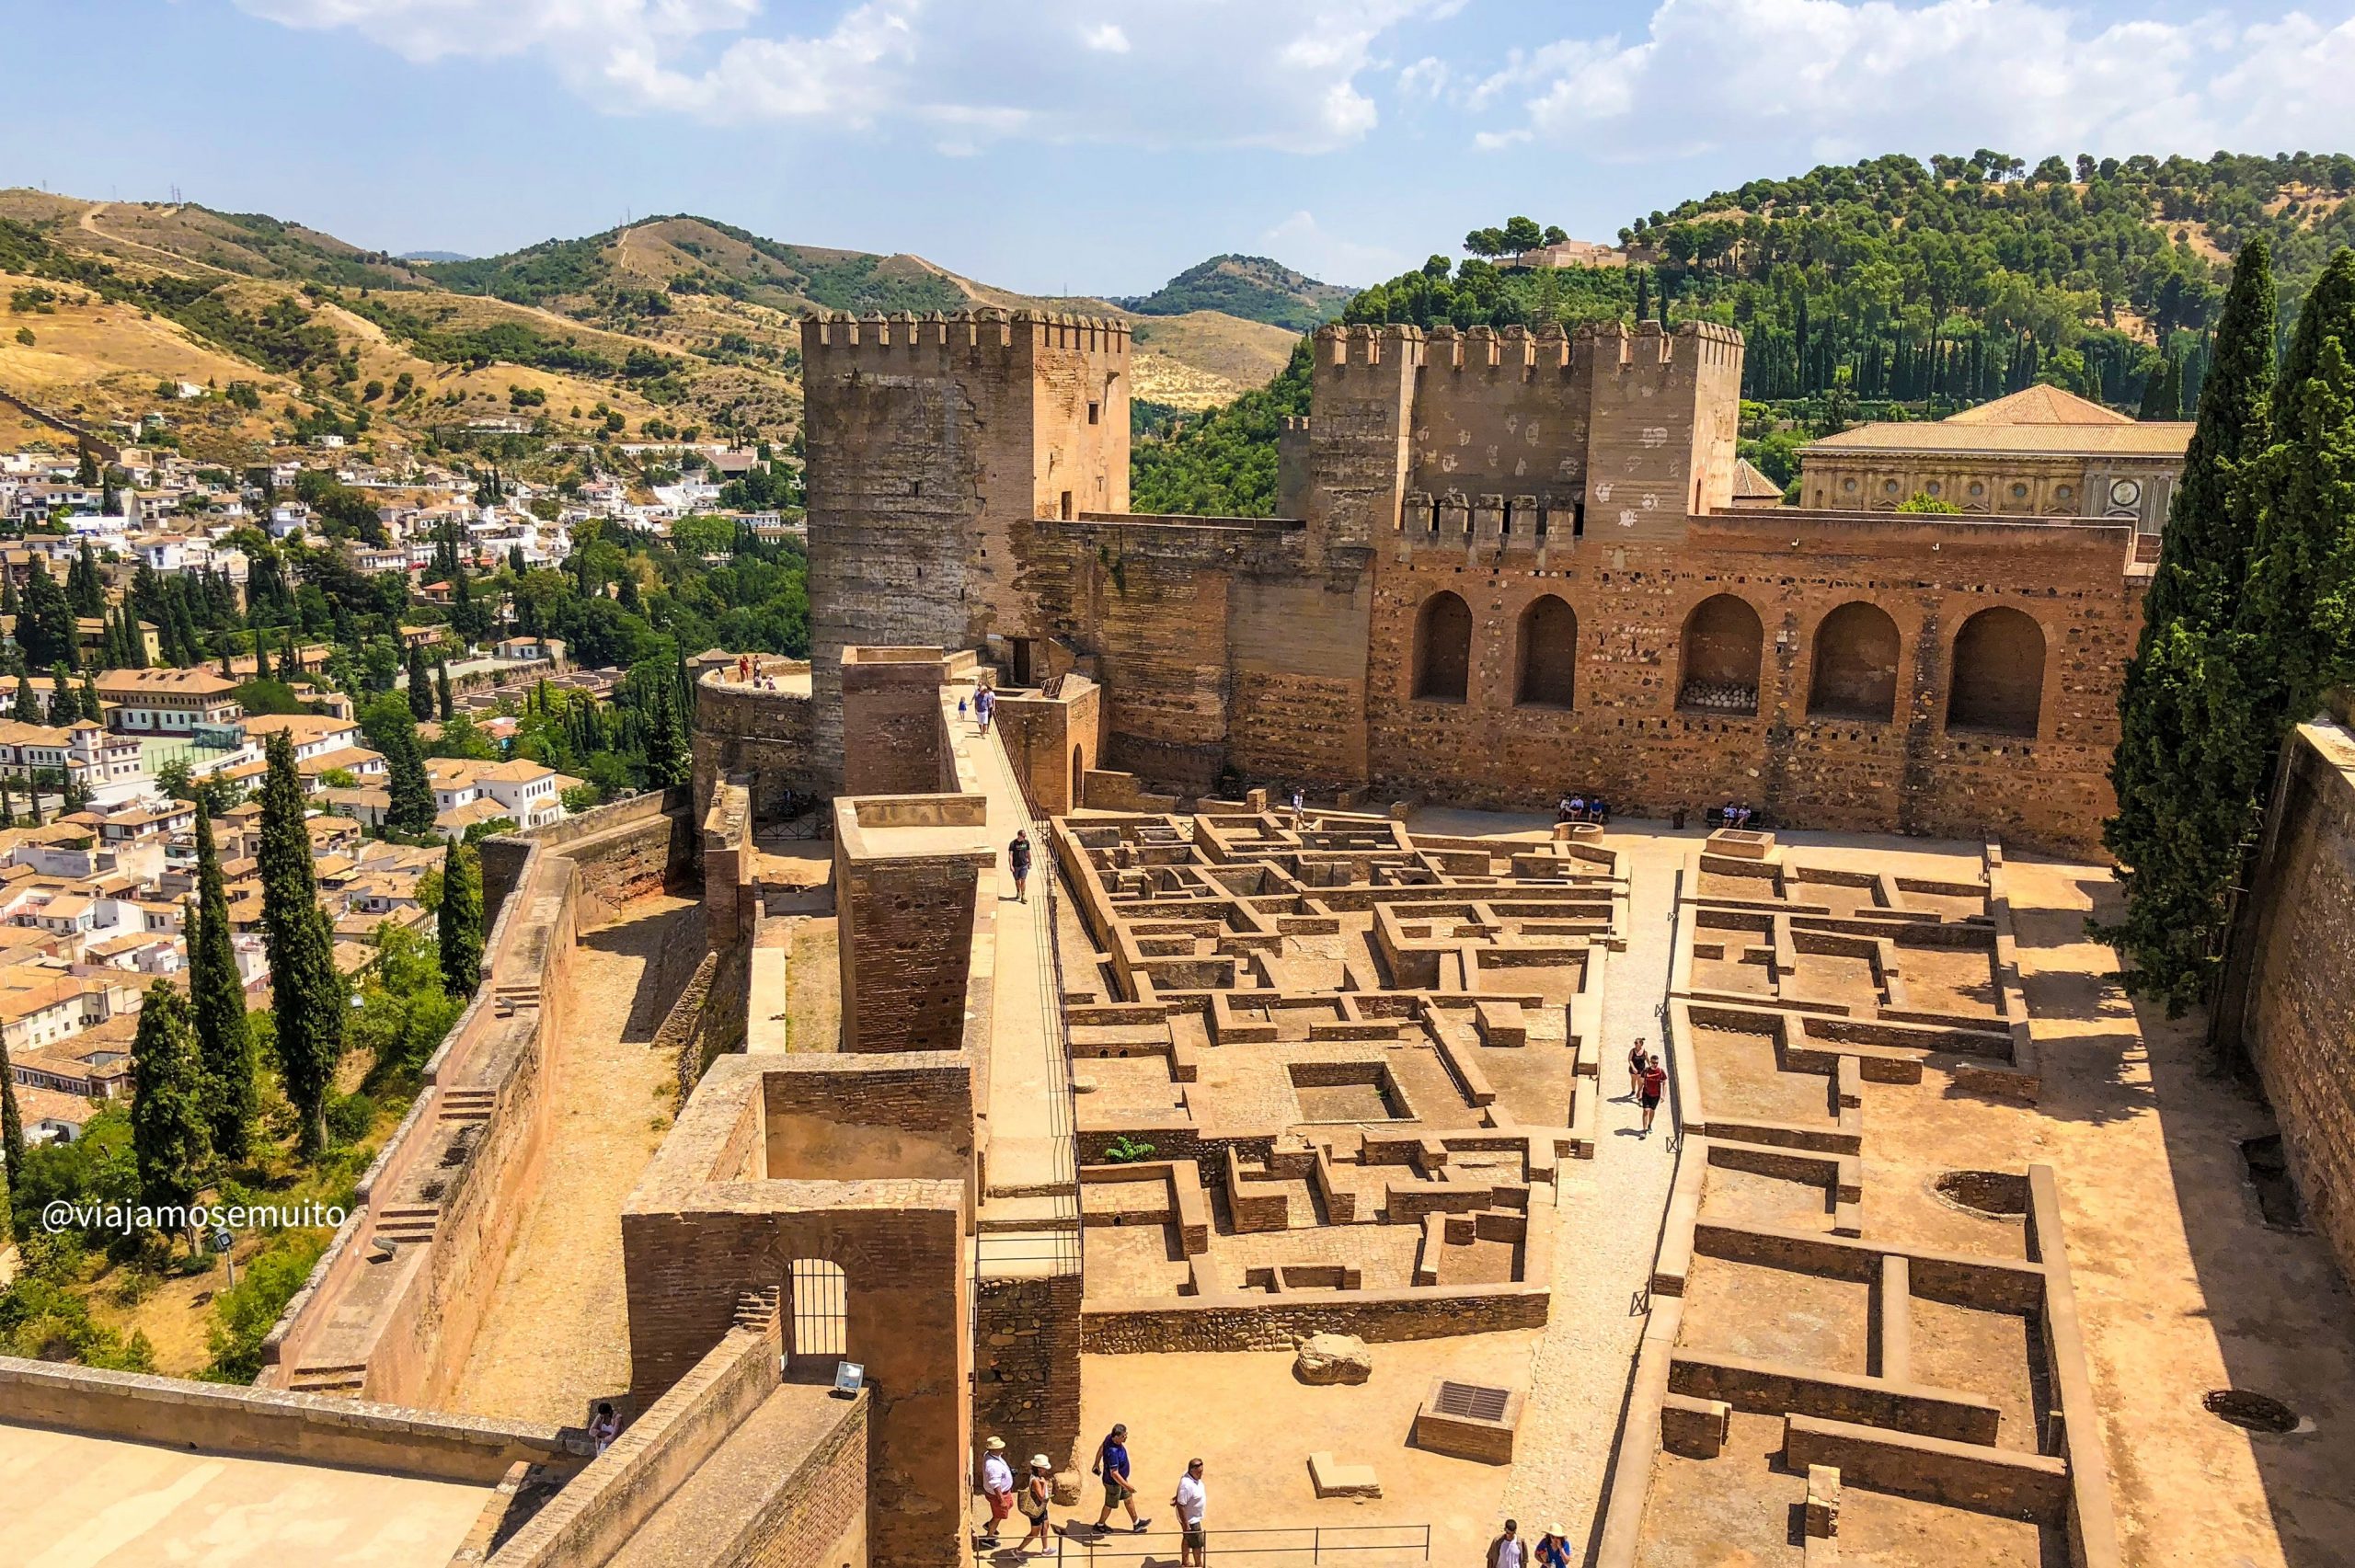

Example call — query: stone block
[1805,1463,1840,1538]
[1307,1451,1383,1499]
[1293,1333,1373,1385]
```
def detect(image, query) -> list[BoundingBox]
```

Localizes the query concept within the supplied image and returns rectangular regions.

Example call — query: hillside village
[0,429,705,1150]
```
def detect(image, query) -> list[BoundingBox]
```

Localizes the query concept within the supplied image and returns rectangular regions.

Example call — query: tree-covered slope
[1117,255,1352,333]
[1346,152,2355,414]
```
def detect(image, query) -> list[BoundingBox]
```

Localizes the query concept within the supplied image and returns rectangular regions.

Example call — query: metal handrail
[980,1522,1432,1563]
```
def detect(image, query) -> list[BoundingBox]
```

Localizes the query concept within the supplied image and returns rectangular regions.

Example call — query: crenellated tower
[798,308,1129,779]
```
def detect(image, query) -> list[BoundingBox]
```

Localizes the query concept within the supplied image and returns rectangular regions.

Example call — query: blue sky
[6,1,2352,294]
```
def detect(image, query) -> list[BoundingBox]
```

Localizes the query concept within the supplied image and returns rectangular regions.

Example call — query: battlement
[800,307,1131,371]
[1579,318,1745,370]
[1312,321,1426,368]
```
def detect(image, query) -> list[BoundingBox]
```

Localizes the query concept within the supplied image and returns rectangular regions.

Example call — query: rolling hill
[0,195,1307,468]
[1115,255,1352,332]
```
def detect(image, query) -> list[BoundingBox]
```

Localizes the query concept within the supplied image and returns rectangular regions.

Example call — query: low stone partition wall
[523,787,695,925]
[1783,1413,2070,1522]
[1083,1277,1551,1353]
[486,1296,781,1566]
[0,1356,585,1482]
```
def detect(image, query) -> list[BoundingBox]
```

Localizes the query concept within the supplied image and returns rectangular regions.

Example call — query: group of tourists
[1555,794,1611,826]
[1627,1036,1669,1137]
[959,685,998,734]
[1718,800,1756,829]
[979,1424,1206,1562]
[1488,1518,1575,1567]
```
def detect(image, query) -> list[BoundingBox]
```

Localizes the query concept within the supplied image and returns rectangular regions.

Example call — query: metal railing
[981,1523,1431,1564]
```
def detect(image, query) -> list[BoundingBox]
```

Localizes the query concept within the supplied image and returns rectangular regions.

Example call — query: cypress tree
[2101,239,2279,1012]
[1,572,17,618]
[189,811,257,1162]
[68,541,105,617]
[48,666,72,727]
[19,557,75,670]
[407,645,433,720]
[258,730,345,1158]
[1,1034,23,1242]
[77,670,100,725]
[0,776,14,828]
[2138,357,2182,421]
[129,980,211,1251]
[436,837,484,998]
[277,625,299,685]
[385,713,436,835]
[435,659,454,722]
[122,606,148,670]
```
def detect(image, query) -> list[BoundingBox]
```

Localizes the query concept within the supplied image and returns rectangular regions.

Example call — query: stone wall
[2229,717,2355,1281]
[1081,1280,1551,1352]
[974,1273,1084,1473]
[0,1356,585,1482]
[842,648,957,795]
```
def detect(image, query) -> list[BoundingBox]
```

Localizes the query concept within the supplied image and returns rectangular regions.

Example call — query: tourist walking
[1090,1422,1149,1533]
[1172,1457,1207,1565]
[1009,830,1033,903]
[1639,1052,1668,1138]
[1487,1518,1526,1568]
[1626,1035,1648,1102]
[977,686,995,733]
[979,1436,1015,1547]
[1534,1524,1572,1567]
[1016,1454,1053,1557]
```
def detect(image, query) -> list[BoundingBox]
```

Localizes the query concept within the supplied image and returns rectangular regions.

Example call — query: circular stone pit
[1931,1169,2029,1219]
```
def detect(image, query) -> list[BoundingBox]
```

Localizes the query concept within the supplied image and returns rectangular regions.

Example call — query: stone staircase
[283,1360,369,1395]
[372,1203,440,1249]
[438,1085,497,1124]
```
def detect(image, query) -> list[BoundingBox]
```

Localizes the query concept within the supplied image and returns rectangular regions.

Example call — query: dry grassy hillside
[0,191,1301,471]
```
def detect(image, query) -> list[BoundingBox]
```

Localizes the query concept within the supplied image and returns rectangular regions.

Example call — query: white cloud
[1258,211,1409,286]
[236,0,1456,152]
[1463,0,2355,164]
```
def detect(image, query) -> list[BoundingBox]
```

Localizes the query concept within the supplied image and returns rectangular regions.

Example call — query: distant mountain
[398,249,471,263]
[1115,255,1351,333]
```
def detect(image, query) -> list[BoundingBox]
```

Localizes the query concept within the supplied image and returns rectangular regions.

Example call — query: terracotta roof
[1802,418,2193,458]
[1945,384,2134,426]
[1730,458,1785,499]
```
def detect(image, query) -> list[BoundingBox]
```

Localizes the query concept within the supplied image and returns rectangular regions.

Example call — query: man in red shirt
[1638,1054,1668,1138]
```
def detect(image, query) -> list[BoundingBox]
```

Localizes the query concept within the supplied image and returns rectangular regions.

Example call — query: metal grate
[787,1257,847,1361]
[1430,1380,1511,1423]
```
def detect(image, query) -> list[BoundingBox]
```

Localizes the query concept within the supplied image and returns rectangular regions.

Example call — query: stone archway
[1806,601,1901,722]
[1414,591,1473,703]
[1947,607,2046,737]
[1516,595,1578,709]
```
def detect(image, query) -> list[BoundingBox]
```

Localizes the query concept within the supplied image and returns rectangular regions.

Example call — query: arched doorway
[1947,607,2046,736]
[1806,601,1901,722]
[1413,591,1473,702]
[1516,595,1578,708]
[1677,595,1763,715]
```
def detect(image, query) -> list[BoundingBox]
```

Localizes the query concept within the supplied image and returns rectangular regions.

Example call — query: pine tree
[407,645,433,720]
[436,837,484,998]
[129,980,211,1251]
[384,712,436,835]
[2101,239,2280,1013]
[435,659,454,722]
[258,730,345,1158]
[189,811,257,1162]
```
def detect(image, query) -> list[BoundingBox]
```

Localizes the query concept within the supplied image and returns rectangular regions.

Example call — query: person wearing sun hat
[978,1436,1015,1546]
[1016,1453,1055,1557]
[1534,1523,1573,1567]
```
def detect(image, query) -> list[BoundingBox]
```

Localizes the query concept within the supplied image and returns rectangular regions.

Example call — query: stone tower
[798,308,1130,780]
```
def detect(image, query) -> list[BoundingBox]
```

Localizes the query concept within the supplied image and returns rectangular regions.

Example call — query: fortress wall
[1364,511,2136,855]
[1408,324,1592,511]
[1021,519,1374,793]
[693,677,818,823]
[2232,718,2355,1280]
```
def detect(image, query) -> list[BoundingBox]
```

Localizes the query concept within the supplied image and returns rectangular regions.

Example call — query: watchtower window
[1059,490,1074,521]
[1087,401,1100,426]
[787,1258,847,1364]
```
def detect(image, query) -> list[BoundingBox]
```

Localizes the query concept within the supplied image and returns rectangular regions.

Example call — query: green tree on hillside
[1,1035,24,1241]
[129,981,210,1251]
[189,811,257,1162]
[258,730,345,1157]
[2138,357,2182,420]
[435,838,484,999]
[406,645,433,721]
[18,559,75,671]
[67,541,105,618]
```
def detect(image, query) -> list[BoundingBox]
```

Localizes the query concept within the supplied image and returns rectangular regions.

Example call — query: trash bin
[1671,807,1688,830]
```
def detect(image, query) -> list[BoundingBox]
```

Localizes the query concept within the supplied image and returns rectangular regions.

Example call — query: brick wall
[733,1392,870,1568]
[1362,509,2135,855]
[835,856,982,1054]
[693,679,818,823]
[1081,1281,1549,1352]
[842,653,953,795]
[2233,719,2355,1281]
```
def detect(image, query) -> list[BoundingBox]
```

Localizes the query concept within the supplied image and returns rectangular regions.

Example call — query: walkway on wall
[941,687,1083,1271]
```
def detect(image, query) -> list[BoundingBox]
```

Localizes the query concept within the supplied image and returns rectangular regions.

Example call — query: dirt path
[442,892,701,1425]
